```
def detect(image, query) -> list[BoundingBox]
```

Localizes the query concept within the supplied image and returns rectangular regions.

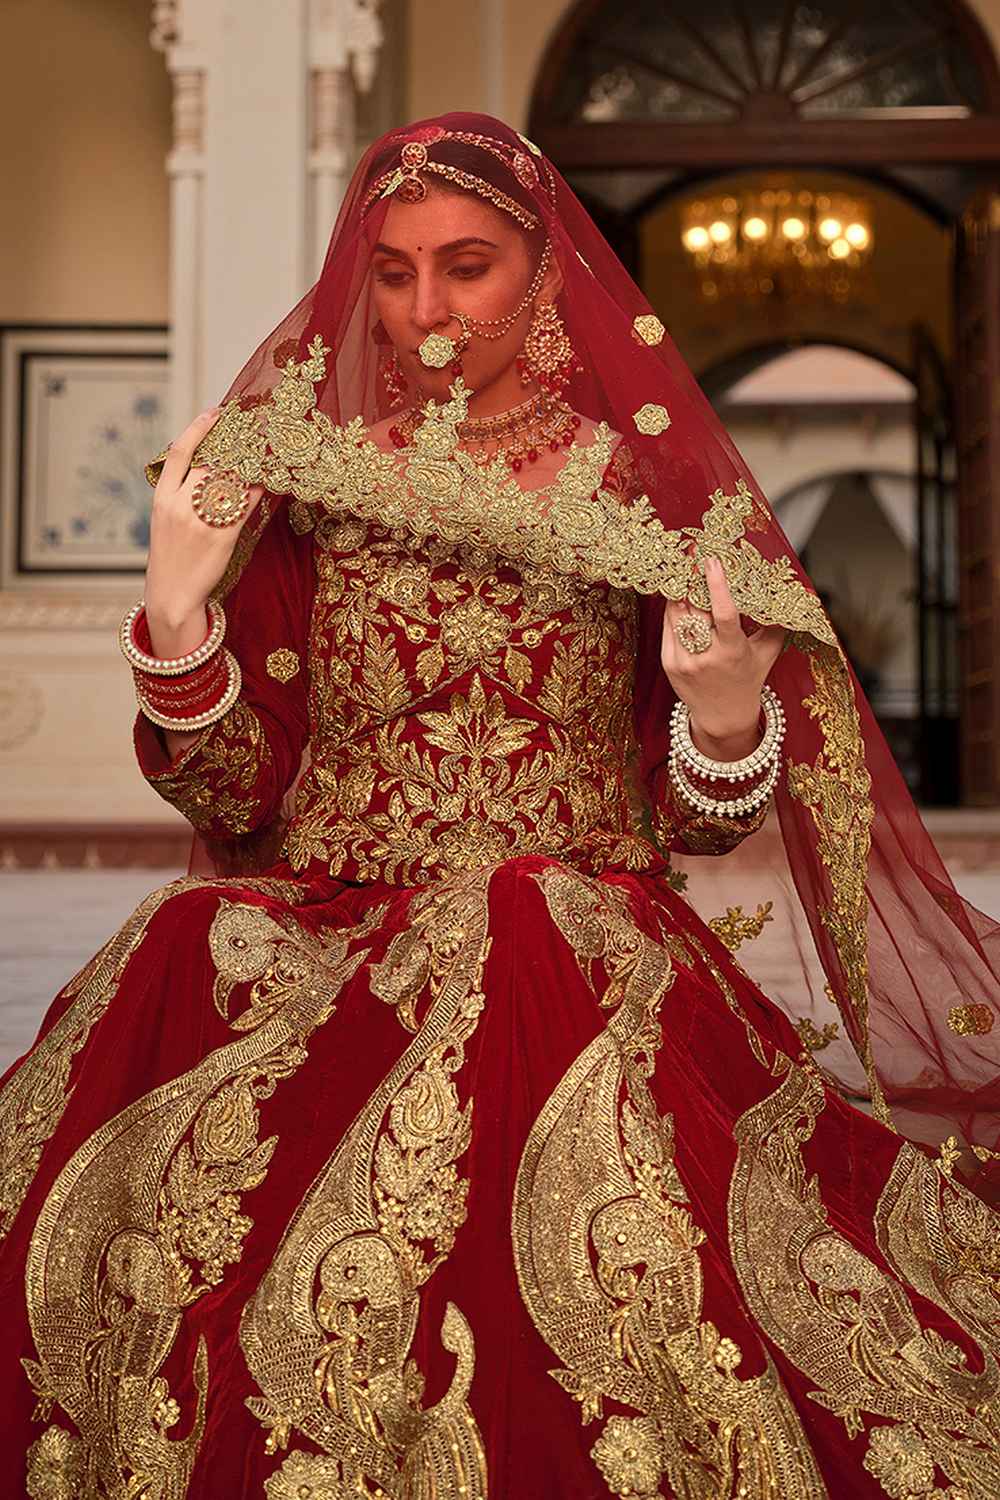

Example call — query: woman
[2,114,999,1500]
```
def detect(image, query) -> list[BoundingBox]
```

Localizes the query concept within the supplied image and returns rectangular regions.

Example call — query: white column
[308,0,383,281]
[151,0,383,420]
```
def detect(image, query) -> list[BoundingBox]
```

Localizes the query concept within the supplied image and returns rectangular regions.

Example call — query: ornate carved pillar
[308,0,383,280]
[151,0,382,421]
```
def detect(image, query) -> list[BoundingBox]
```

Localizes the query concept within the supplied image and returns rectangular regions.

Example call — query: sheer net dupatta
[145,111,1000,1198]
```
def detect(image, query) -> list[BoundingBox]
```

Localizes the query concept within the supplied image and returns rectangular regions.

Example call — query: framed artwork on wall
[0,324,169,586]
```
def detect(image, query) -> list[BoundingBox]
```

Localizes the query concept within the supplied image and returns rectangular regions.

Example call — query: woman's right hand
[144,408,263,651]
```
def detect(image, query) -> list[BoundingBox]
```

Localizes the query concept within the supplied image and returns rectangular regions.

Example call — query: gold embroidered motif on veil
[785,640,887,1123]
[511,865,825,1500]
[22,899,373,1499]
[727,1060,1000,1500]
[146,336,834,643]
[240,871,491,1499]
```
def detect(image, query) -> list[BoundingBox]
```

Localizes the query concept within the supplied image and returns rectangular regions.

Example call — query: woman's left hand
[661,554,786,758]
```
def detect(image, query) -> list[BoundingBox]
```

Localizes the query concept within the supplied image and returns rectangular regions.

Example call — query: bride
[2,113,999,1500]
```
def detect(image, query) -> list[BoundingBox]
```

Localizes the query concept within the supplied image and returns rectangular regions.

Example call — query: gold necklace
[389,391,581,473]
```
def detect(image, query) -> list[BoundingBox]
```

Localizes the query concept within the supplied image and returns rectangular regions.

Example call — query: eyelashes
[374,264,490,287]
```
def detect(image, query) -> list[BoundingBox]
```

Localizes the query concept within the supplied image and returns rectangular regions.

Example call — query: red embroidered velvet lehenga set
[2,116,1000,1500]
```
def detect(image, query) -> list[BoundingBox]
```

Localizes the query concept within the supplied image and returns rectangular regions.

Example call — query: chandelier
[681,188,874,303]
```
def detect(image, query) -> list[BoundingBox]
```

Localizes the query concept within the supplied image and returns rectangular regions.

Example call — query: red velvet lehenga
[1,455,998,1500]
[2,112,1000,1499]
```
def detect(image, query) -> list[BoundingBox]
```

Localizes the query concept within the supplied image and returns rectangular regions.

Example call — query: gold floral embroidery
[708,901,774,953]
[21,898,371,1498]
[795,1018,840,1052]
[633,402,671,435]
[241,872,491,1498]
[785,639,887,1121]
[146,699,273,835]
[512,865,825,1500]
[266,647,300,683]
[0,879,210,1243]
[286,519,655,883]
[728,1059,1000,1499]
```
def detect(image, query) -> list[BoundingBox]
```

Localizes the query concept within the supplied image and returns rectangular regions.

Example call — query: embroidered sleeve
[133,499,314,838]
[650,770,768,856]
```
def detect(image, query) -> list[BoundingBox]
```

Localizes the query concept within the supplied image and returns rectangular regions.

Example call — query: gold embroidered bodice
[282,512,656,884]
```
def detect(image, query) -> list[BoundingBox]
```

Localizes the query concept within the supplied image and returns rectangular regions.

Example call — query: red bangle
[135,650,242,731]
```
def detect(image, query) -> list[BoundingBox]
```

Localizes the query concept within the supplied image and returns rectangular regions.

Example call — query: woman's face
[371,187,545,402]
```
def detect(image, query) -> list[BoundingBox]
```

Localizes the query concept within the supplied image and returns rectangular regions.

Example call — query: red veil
[154,112,1000,1195]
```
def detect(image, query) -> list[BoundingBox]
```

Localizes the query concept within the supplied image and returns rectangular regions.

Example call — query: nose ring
[418,313,471,369]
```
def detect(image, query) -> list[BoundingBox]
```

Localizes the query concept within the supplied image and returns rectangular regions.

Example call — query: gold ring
[674,613,713,654]
[190,468,251,528]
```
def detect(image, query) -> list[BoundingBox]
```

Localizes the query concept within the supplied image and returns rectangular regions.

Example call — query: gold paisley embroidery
[240,871,492,1498]
[0,879,210,1243]
[21,899,371,1499]
[727,1060,1000,1499]
[150,338,833,643]
[874,1141,1000,1365]
[785,639,887,1121]
[512,865,825,1500]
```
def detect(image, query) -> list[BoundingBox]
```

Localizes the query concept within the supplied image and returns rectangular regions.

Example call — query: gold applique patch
[633,402,671,435]
[633,314,665,345]
[266,647,300,683]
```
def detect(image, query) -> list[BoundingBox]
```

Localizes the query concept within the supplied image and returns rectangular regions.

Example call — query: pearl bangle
[669,685,785,783]
[667,684,785,818]
[119,598,226,677]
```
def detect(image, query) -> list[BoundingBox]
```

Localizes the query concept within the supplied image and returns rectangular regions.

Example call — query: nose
[411,268,453,334]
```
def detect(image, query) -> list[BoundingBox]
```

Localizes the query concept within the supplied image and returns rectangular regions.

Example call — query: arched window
[544,0,998,127]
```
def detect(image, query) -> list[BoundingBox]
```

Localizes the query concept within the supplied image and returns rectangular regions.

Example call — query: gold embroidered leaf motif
[419,674,536,760]
[360,625,410,721]
[503,645,533,694]
[415,640,445,691]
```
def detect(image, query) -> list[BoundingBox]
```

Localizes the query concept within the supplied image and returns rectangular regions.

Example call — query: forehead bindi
[380,191,520,257]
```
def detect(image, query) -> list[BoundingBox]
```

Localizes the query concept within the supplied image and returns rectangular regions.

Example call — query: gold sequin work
[241,870,491,1498]
[22,899,373,1497]
[632,315,666,346]
[728,1060,1000,1499]
[511,865,825,1500]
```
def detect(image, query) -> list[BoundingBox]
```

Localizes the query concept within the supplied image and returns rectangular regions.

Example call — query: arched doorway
[529,0,1000,805]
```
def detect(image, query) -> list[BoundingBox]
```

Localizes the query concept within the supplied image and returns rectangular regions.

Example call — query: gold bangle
[119,598,226,677]
[136,651,242,730]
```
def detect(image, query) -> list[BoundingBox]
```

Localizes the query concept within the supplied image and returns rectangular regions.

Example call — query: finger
[749,623,787,670]
[159,408,221,490]
[703,555,741,643]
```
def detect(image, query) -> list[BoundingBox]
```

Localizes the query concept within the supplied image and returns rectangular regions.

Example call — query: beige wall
[0,0,171,324]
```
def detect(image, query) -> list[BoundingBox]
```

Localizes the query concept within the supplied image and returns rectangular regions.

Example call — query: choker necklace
[389,391,581,474]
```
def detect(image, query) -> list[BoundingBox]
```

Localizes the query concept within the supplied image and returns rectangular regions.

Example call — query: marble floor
[2,863,999,1076]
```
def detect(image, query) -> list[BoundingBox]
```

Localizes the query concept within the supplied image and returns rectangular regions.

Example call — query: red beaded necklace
[389,392,581,474]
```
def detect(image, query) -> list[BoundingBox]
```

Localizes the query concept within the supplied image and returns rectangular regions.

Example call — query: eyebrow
[373,237,500,261]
